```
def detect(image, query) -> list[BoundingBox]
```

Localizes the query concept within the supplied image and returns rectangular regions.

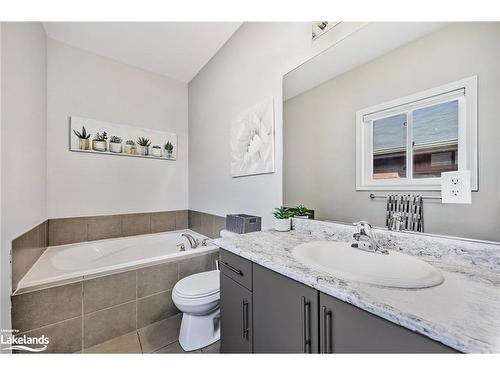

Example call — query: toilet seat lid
[174,270,220,298]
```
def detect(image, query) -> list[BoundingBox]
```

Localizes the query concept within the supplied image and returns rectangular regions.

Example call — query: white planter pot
[92,140,107,152]
[109,142,122,153]
[274,218,291,232]
[151,147,162,157]
[137,145,149,156]
[124,144,136,154]
[294,215,309,219]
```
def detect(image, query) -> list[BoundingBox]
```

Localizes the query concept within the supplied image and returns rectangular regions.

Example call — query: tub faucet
[182,233,199,249]
[352,221,388,255]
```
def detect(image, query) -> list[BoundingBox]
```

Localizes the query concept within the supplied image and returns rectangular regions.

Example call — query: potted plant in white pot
[164,141,174,158]
[273,206,293,232]
[294,204,310,219]
[137,137,151,156]
[109,136,123,153]
[124,140,136,154]
[73,126,91,150]
[92,132,107,152]
[151,145,162,157]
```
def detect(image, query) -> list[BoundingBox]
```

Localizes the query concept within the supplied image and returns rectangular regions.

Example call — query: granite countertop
[214,220,500,353]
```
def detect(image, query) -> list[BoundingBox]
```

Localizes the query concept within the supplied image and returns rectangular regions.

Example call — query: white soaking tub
[15,229,218,294]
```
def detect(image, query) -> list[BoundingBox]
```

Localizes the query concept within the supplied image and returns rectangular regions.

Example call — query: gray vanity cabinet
[319,292,458,353]
[252,263,319,353]
[220,274,253,353]
[219,248,457,354]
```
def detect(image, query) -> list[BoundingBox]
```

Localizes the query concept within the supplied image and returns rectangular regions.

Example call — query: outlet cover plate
[441,170,472,204]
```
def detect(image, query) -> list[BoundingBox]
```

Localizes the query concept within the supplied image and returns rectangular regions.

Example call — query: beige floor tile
[138,314,181,353]
[85,332,141,353]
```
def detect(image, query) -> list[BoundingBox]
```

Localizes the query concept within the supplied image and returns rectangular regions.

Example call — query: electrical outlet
[441,170,472,204]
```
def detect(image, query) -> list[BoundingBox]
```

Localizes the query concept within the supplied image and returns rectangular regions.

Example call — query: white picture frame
[230,97,275,177]
[70,116,178,161]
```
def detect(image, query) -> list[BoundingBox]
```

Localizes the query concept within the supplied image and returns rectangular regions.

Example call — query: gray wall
[1,22,47,335]
[284,23,500,241]
[47,39,189,219]
[188,22,366,228]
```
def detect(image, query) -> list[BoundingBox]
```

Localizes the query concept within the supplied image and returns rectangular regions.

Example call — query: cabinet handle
[301,296,311,353]
[242,299,249,340]
[320,306,326,353]
[320,306,333,353]
[326,309,333,353]
[222,261,243,276]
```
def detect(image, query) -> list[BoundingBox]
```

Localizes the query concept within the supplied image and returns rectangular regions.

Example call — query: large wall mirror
[283,22,500,242]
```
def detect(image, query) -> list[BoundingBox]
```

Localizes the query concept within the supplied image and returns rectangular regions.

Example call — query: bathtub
[15,229,218,294]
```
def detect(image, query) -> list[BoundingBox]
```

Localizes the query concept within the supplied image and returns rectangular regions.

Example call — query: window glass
[372,113,407,179]
[412,100,459,178]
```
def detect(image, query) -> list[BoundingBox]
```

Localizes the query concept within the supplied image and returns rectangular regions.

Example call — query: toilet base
[178,308,220,351]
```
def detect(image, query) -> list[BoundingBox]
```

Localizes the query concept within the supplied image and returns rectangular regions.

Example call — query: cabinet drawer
[220,249,252,290]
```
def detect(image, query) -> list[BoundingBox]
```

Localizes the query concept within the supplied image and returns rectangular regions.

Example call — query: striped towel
[386,194,424,232]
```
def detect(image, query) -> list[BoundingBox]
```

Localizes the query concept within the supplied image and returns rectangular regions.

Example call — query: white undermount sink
[292,241,444,289]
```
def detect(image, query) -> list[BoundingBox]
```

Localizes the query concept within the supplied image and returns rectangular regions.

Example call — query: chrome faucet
[352,221,388,255]
[181,233,199,249]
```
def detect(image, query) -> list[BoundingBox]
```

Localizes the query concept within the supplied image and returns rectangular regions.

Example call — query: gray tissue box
[226,214,261,234]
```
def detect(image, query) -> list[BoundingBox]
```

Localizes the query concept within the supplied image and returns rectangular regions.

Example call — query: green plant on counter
[73,126,91,139]
[295,205,310,217]
[109,135,122,143]
[164,141,174,153]
[125,140,135,145]
[94,131,107,141]
[273,206,293,219]
[137,137,151,147]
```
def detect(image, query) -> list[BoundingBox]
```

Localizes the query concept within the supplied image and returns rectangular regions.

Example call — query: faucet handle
[176,243,186,251]
[353,220,371,228]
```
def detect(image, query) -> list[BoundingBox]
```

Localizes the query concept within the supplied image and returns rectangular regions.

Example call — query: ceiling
[284,22,448,100]
[43,22,242,82]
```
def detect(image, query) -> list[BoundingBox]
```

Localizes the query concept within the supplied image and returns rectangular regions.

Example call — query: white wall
[188,22,365,228]
[47,39,189,218]
[1,22,47,333]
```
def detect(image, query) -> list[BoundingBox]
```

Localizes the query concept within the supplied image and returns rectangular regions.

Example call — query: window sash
[363,88,464,123]
[368,96,462,182]
[356,76,477,191]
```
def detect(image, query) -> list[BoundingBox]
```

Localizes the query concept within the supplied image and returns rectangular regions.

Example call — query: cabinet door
[220,273,253,353]
[253,264,318,353]
[319,292,458,353]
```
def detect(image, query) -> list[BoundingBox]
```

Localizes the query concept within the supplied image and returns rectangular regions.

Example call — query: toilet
[172,270,220,351]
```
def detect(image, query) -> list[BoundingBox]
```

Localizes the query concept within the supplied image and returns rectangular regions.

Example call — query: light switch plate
[441,170,472,204]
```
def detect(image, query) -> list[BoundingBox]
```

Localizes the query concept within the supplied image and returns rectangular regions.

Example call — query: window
[356,76,477,191]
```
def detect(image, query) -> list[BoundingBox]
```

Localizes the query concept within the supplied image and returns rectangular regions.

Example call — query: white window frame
[356,76,478,191]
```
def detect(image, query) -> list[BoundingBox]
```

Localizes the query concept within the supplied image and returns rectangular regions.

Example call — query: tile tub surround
[10,209,221,291]
[48,210,189,246]
[11,250,219,353]
[188,210,226,239]
[214,219,500,353]
[11,221,49,290]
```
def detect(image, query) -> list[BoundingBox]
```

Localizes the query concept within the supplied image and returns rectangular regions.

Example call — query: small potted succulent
[73,126,91,150]
[151,145,162,157]
[164,141,174,158]
[137,137,151,156]
[273,206,293,232]
[92,131,107,152]
[294,204,310,219]
[124,140,136,154]
[109,136,122,153]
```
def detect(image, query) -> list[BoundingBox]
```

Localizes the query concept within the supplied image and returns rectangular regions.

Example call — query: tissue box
[226,214,261,234]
